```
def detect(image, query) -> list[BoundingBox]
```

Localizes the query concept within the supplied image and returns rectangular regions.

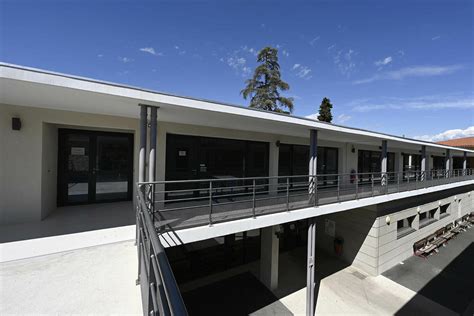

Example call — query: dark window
[432,156,445,170]
[420,212,427,221]
[403,154,421,171]
[440,204,449,215]
[278,144,339,176]
[358,150,395,181]
[397,220,404,229]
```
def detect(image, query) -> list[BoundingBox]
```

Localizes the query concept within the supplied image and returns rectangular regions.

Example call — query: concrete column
[148,107,158,182]
[306,219,316,316]
[381,140,388,186]
[309,130,318,204]
[463,151,467,176]
[260,225,279,291]
[421,145,427,181]
[445,149,451,177]
[139,105,148,183]
[269,140,279,195]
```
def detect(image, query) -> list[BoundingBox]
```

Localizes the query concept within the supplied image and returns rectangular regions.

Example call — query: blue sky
[1,0,473,141]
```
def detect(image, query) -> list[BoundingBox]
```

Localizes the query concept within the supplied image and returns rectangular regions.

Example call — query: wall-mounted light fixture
[385,216,391,225]
[351,145,355,153]
[276,140,281,147]
[12,117,21,131]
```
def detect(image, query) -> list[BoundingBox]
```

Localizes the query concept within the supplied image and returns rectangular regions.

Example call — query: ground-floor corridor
[177,246,455,315]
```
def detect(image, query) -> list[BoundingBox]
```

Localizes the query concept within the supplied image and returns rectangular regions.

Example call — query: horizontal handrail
[139,169,469,185]
[141,168,473,231]
[136,186,188,316]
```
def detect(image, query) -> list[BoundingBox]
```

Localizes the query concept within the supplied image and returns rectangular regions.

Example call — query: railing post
[208,181,213,226]
[286,177,290,211]
[337,175,340,202]
[252,179,256,218]
[415,172,418,190]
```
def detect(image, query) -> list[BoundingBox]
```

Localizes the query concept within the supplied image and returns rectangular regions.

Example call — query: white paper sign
[71,147,85,155]
[178,150,187,157]
[325,219,336,237]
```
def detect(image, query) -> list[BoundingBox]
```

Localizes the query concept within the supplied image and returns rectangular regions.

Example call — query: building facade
[1,63,473,314]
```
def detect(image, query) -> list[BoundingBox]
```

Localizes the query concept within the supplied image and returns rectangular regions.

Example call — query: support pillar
[463,151,467,176]
[309,130,318,205]
[148,106,158,182]
[260,225,279,291]
[139,105,148,183]
[421,145,427,181]
[306,219,316,316]
[445,149,451,177]
[269,140,279,195]
[381,140,388,186]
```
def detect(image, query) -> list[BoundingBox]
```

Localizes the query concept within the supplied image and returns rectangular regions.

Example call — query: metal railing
[136,185,188,316]
[141,168,473,232]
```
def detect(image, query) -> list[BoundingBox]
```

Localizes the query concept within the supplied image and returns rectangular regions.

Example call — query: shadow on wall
[395,242,474,316]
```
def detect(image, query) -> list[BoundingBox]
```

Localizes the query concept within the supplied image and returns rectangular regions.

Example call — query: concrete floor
[383,226,474,315]
[0,201,134,243]
[0,240,142,315]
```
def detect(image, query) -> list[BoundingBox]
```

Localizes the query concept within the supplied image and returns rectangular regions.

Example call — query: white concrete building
[1,63,473,315]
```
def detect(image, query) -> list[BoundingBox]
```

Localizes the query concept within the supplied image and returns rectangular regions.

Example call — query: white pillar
[446,149,451,177]
[463,151,467,175]
[381,140,388,185]
[148,107,158,182]
[139,105,148,183]
[309,130,318,204]
[421,145,427,181]
[260,225,279,291]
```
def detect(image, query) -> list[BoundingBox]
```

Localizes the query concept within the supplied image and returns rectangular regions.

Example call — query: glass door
[58,129,133,206]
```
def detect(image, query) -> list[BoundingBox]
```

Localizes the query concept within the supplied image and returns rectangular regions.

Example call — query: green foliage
[317,97,333,123]
[241,47,294,113]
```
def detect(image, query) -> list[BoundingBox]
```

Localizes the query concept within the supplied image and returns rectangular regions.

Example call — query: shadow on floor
[182,272,292,316]
[395,242,474,315]
[0,201,134,243]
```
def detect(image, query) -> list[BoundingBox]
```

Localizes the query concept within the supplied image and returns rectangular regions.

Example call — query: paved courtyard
[0,240,141,315]
[383,226,474,315]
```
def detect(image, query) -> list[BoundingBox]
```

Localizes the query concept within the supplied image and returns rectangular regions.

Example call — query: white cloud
[225,56,251,76]
[414,126,474,142]
[305,113,319,120]
[309,36,320,46]
[139,47,163,56]
[242,45,258,56]
[374,56,392,67]
[353,65,463,84]
[282,49,289,57]
[431,36,441,41]
[292,64,312,79]
[336,114,352,124]
[350,94,474,112]
[97,54,103,58]
[118,57,133,63]
[334,49,357,77]
[327,44,336,50]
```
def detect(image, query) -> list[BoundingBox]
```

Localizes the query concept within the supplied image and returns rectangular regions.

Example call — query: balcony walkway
[151,172,474,233]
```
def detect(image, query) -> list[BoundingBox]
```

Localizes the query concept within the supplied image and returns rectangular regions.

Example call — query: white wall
[0,104,139,225]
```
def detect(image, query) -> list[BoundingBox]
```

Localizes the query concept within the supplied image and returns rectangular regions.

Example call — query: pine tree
[317,97,333,123]
[241,47,294,113]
